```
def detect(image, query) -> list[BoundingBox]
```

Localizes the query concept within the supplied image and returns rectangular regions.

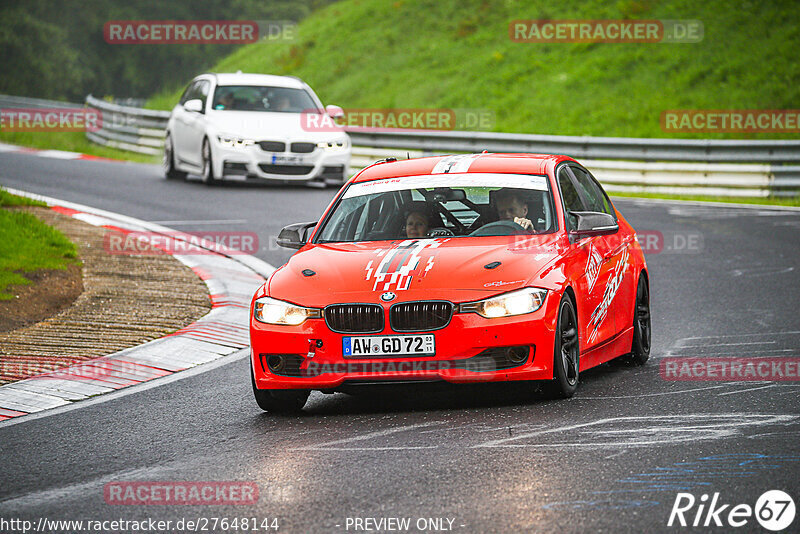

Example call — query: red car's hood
[267,235,564,307]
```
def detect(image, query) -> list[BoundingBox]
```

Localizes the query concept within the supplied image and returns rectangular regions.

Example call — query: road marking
[679,341,775,348]
[577,383,730,399]
[678,331,800,342]
[293,422,444,451]
[473,414,798,449]
[717,384,780,396]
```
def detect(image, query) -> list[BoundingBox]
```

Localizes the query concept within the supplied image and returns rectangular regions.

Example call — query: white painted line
[473,414,798,449]
[35,150,83,159]
[294,422,444,450]
[677,331,800,342]
[679,341,776,348]
[672,350,796,357]
[577,383,730,399]
[717,384,780,396]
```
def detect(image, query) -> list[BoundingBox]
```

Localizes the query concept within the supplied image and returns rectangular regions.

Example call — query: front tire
[629,274,651,365]
[201,138,218,185]
[251,367,309,413]
[546,294,580,399]
[163,134,187,180]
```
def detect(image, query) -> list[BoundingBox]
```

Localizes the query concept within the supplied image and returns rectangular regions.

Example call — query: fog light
[506,346,529,364]
[266,354,286,373]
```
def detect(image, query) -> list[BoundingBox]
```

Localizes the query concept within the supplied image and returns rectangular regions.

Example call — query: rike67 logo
[668,490,795,531]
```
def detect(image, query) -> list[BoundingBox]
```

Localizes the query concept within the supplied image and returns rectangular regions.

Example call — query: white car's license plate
[271,154,308,164]
[343,334,435,358]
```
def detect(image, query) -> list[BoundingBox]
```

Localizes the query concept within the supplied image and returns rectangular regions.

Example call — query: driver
[494,188,534,231]
[404,209,431,239]
[216,91,234,110]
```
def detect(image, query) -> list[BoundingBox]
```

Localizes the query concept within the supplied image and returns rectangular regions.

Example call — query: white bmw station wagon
[164,72,351,186]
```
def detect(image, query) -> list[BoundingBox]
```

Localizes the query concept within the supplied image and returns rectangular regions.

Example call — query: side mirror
[184,99,203,113]
[568,211,618,238]
[326,104,345,119]
[277,221,317,250]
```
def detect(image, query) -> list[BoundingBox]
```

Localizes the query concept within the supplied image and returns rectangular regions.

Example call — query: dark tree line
[0,0,331,101]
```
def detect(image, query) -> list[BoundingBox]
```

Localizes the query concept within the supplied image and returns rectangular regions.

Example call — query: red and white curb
[0,188,274,421]
[0,141,121,162]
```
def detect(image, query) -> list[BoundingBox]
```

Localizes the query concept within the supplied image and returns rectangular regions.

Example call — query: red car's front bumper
[250,294,559,390]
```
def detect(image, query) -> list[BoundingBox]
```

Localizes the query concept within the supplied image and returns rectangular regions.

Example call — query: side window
[571,166,615,218]
[558,166,585,230]
[179,82,197,105]
[196,81,210,109]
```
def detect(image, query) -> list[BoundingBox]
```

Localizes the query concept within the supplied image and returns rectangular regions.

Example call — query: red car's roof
[351,153,576,183]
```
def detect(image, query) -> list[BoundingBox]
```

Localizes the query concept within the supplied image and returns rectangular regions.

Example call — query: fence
[3,94,798,196]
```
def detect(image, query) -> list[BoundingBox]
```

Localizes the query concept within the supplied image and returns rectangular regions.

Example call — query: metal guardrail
[346,130,800,164]
[3,94,797,196]
[0,94,84,110]
[85,95,169,156]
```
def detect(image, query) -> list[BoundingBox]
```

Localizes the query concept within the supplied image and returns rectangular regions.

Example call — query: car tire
[201,138,218,186]
[163,134,187,180]
[546,294,580,399]
[251,366,309,413]
[629,274,651,365]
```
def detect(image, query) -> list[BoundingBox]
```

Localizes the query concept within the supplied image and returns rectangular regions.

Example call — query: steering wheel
[468,220,529,237]
[426,227,455,237]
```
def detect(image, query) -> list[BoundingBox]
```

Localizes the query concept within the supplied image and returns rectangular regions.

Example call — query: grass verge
[611,191,800,207]
[0,131,159,163]
[149,0,799,141]
[0,189,80,300]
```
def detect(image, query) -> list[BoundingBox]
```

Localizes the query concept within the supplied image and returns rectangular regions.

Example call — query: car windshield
[211,85,318,113]
[315,173,557,243]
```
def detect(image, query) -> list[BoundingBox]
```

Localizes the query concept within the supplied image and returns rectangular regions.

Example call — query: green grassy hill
[149,0,799,139]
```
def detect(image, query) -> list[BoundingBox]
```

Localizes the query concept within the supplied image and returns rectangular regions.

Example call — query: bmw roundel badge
[380,292,396,302]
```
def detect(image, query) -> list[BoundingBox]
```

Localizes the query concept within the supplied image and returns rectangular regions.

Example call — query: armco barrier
[3,94,799,196]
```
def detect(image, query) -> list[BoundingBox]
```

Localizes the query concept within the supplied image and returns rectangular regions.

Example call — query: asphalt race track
[1,152,799,533]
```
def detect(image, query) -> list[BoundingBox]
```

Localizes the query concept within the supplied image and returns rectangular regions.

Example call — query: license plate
[271,154,307,164]
[343,334,435,358]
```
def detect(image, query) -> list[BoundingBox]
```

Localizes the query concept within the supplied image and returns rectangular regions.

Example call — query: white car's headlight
[217,134,255,148]
[459,288,547,318]
[317,137,350,151]
[253,297,321,325]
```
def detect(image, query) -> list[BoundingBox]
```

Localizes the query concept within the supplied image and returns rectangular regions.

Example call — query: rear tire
[201,138,218,186]
[629,274,651,365]
[546,294,580,399]
[163,134,187,180]
[251,366,309,413]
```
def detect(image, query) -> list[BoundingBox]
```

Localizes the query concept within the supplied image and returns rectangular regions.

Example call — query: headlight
[459,287,547,318]
[317,137,349,151]
[217,134,255,148]
[253,297,321,325]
